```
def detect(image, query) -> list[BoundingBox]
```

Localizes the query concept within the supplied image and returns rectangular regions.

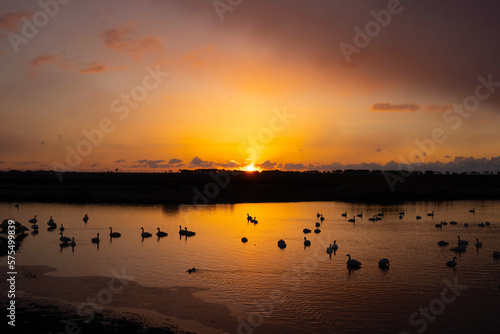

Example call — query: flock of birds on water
[2,205,500,272]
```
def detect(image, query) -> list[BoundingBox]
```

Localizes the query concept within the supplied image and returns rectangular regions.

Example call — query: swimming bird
[399,214,403,220]
[341,211,347,217]
[303,228,311,234]
[179,226,196,236]
[91,233,100,243]
[70,237,76,247]
[29,215,37,224]
[187,267,197,273]
[346,254,361,267]
[427,211,434,217]
[156,228,168,237]
[303,237,311,246]
[278,239,286,249]
[83,214,89,223]
[59,232,71,243]
[437,240,449,246]
[59,224,65,232]
[378,258,390,269]
[247,214,252,221]
[416,215,422,220]
[357,212,363,218]
[317,212,321,218]
[331,240,338,250]
[250,217,258,224]
[435,223,442,228]
[140,227,152,238]
[31,223,39,230]
[449,221,457,225]
[241,237,248,243]
[469,208,475,213]
[399,210,405,215]
[326,244,333,254]
[15,203,19,209]
[320,214,325,222]
[314,228,321,233]
[315,222,320,227]
[369,216,377,222]
[493,251,500,258]
[485,221,491,226]
[446,257,457,268]
[457,235,469,246]
[47,216,56,228]
[109,227,121,238]
[478,223,485,227]
[377,211,384,217]
[475,238,482,247]
[464,223,469,227]
[348,216,356,223]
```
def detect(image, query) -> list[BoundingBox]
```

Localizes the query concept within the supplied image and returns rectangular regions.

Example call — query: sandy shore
[0,266,313,334]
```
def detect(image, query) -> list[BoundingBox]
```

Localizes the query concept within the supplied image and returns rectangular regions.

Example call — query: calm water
[2,200,500,333]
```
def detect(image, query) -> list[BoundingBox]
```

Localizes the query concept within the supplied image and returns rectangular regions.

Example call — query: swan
[156,228,168,237]
[59,224,65,231]
[109,227,121,238]
[437,240,449,246]
[416,215,422,220]
[277,239,286,249]
[59,232,71,243]
[315,222,320,227]
[485,221,491,226]
[478,223,485,227]
[140,227,152,238]
[446,257,457,268]
[70,237,76,247]
[83,214,89,223]
[357,212,363,218]
[341,211,347,217]
[29,215,37,224]
[449,221,457,225]
[346,254,361,267]
[320,214,325,222]
[493,251,500,258]
[303,237,311,246]
[47,216,56,228]
[187,267,197,273]
[326,244,333,254]
[399,210,405,215]
[247,214,252,221]
[441,221,448,225]
[314,228,321,233]
[241,237,248,243]
[369,216,377,222]
[250,217,258,224]
[348,216,356,223]
[457,236,469,246]
[317,212,321,218]
[91,233,100,243]
[427,211,434,217]
[331,240,338,250]
[451,245,466,253]
[303,228,311,234]
[377,212,384,217]
[464,223,469,227]
[469,208,475,213]
[475,238,482,247]
[435,223,442,228]
[178,226,196,236]
[378,258,390,268]
[399,215,403,219]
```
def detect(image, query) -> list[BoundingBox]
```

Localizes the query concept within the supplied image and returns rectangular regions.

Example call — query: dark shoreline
[1,170,500,205]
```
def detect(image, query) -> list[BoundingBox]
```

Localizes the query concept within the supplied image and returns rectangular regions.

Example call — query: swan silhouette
[326,244,333,254]
[320,214,325,222]
[91,233,100,243]
[451,245,466,253]
[457,235,469,246]
[156,228,168,237]
[109,227,121,238]
[493,251,500,258]
[346,254,361,267]
[141,227,152,238]
[475,238,482,247]
[437,240,449,246]
[469,208,475,213]
[464,223,469,227]
[446,257,457,268]
[29,215,37,224]
[416,215,422,220]
[427,211,434,217]
[303,228,311,234]
[303,237,311,246]
[70,237,76,247]
[378,258,390,268]
[241,237,248,243]
[315,222,320,227]
[83,214,89,223]
[357,212,363,218]
[341,211,347,217]
[317,212,321,218]
[59,224,65,232]
[278,239,286,249]
[59,232,71,243]
[399,210,405,215]
[348,216,356,223]
[179,226,196,236]
[331,240,338,250]
[314,228,321,233]
[47,216,56,228]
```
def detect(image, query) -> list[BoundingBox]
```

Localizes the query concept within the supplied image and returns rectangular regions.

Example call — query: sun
[244,164,257,172]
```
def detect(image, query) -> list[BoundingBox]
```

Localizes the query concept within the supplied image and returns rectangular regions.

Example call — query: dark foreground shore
[1,170,500,205]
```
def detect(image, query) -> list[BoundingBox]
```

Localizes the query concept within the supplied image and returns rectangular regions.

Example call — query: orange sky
[1,0,500,172]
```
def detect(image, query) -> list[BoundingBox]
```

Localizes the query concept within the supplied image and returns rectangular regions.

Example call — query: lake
[2,200,500,333]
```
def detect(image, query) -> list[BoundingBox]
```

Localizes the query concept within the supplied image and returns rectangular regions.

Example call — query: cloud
[131,159,185,168]
[80,62,108,74]
[0,11,33,30]
[283,163,307,171]
[189,156,215,168]
[444,155,451,159]
[31,54,59,67]
[425,104,452,112]
[168,158,182,164]
[91,163,99,167]
[216,161,240,168]
[15,161,36,165]
[371,103,420,112]
[115,159,126,163]
[256,160,277,170]
[0,160,7,164]
[100,21,163,59]
[375,148,382,153]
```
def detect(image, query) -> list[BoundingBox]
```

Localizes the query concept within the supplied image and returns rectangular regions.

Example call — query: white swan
[156,228,168,237]
[446,257,457,268]
[141,227,152,238]
[91,233,100,243]
[109,227,121,238]
[303,237,311,246]
[346,254,361,267]
[59,232,71,243]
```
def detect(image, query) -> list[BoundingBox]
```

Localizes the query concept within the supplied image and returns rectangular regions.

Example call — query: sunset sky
[1,0,500,172]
